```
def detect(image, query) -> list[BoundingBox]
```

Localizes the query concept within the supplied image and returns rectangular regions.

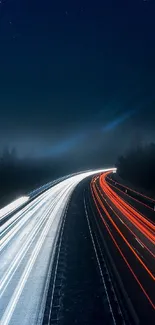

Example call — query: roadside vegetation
[116,143,155,191]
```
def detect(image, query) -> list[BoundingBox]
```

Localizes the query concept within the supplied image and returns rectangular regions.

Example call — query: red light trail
[91,171,155,311]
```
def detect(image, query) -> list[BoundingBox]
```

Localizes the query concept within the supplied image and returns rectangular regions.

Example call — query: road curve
[91,172,155,324]
[0,169,114,325]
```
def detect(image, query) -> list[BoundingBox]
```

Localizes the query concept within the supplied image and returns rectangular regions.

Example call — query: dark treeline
[0,143,110,208]
[2,142,155,207]
[116,143,155,191]
[0,147,68,207]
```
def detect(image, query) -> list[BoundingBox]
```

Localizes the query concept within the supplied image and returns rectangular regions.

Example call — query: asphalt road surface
[0,169,154,325]
[91,172,155,325]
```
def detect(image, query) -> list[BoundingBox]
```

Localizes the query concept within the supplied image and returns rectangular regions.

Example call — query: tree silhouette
[0,146,55,207]
[116,143,155,191]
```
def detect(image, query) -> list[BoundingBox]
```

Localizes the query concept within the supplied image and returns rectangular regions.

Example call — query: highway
[91,172,155,324]
[0,169,113,325]
[0,168,154,325]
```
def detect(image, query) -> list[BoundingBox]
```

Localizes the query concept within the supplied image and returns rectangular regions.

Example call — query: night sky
[0,0,155,167]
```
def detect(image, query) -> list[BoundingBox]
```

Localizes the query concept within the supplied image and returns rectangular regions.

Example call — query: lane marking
[135,238,144,248]
[93,184,155,280]
[91,187,155,310]
[119,218,125,225]
[84,198,117,325]
[94,181,155,259]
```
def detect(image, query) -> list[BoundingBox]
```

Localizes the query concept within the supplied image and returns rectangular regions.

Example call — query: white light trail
[0,196,29,221]
[0,168,115,325]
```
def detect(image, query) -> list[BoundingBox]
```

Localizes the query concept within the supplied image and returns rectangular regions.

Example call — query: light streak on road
[106,175,155,221]
[0,197,29,221]
[107,175,155,203]
[0,168,114,325]
[91,172,155,311]
[100,173,155,244]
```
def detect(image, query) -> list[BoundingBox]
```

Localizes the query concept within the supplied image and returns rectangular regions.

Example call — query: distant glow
[35,107,140,159]
[101,109,137,132]
[36,133,86,158]
[0,196,29,220]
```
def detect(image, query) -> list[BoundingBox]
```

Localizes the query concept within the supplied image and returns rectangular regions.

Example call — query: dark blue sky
[0,0,155,164]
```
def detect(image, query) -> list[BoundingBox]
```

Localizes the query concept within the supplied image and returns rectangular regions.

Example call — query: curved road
[0,169,113,325]
[0,169,154,325]
[91,172,155,324]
